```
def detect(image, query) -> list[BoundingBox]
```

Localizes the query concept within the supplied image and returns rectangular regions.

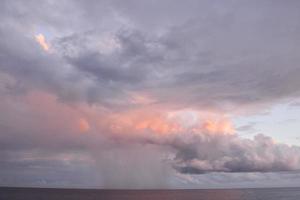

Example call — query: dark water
[0,187,300,200]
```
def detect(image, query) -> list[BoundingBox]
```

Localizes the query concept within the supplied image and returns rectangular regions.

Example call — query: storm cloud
[166,133,300,174]
[1,0,300,109]
[1,0,300,188]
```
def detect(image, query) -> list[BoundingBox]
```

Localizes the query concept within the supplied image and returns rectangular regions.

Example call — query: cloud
[1,0,300,111]
[1,0,300,188]
[35,33,50,51]
[160,133,300,174]
[78,118,90,133]
[0,88,300,188]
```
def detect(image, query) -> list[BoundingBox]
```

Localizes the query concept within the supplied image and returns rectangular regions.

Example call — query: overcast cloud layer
[1,0,300,188]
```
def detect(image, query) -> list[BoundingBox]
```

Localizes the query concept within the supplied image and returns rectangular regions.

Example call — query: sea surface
[0,187,300,200]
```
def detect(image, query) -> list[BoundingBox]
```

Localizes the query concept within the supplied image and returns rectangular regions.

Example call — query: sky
[1,0,300,189]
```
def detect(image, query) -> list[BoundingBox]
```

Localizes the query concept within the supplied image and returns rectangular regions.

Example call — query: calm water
[0,187,300,200]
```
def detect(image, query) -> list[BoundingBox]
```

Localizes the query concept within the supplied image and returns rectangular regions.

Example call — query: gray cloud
[1,0,300,188]
[1,0,300,110]
[122,129,300,175]
[165,133,300,174]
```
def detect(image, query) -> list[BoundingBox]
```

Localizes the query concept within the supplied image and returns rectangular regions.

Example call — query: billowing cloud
[1,1,300,111]
[1,0,300,188]
[167,133,300,174]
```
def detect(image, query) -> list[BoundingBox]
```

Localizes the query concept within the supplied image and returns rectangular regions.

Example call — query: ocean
[0,187,300,200]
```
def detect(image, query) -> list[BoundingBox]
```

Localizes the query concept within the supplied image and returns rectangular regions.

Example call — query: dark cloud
[1,0,300,109]
[126,130,300,175]
[164,133,300,174]
[1,0,300,188]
